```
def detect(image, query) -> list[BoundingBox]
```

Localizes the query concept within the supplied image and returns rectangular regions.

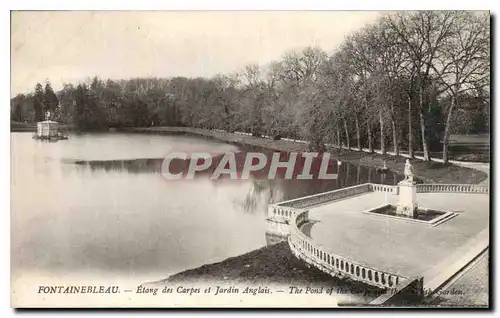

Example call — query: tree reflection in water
[242,179,284,214]
[240,161,404,215]
[72,155,404,216]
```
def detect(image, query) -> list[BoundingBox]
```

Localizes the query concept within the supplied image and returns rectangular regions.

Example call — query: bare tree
[280,47,327,87]
[431,12,490,162]
[387,11,459,161]
[370,20,412,156]
[337,34,374,152]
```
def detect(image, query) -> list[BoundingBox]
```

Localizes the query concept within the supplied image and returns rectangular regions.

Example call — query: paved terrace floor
[307,192,489,278]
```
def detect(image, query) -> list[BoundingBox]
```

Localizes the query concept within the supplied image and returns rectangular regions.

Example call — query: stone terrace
[307,192,489,278]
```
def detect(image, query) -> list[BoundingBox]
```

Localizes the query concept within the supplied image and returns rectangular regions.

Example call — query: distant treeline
[11,11,490,163]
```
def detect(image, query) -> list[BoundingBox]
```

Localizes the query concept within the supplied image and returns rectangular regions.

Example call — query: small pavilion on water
[36,111,59,139]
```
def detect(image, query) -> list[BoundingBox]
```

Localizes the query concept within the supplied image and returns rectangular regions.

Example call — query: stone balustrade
[268,182,489,223]
[267,184,373,227]
[416,184,489,194]
[268,183,397,223]
[275,181,488,290]
[278,184,372,209]
[368,183,399,194]
[267,205,303,221]
[288,210,409,290]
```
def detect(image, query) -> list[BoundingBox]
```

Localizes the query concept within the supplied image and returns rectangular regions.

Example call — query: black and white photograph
[9,10,491,308]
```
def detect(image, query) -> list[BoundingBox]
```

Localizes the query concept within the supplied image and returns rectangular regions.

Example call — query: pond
[11,132,402,291]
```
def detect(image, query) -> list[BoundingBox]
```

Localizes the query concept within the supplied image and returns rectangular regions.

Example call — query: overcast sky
[11,11,381,96]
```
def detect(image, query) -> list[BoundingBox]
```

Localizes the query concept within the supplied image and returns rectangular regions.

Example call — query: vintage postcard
[10,10,490,308]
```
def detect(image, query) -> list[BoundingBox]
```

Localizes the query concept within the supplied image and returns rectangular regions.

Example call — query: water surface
[11,132,401,287]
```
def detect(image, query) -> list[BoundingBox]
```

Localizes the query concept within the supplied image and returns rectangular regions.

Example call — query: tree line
[11,11,489,163]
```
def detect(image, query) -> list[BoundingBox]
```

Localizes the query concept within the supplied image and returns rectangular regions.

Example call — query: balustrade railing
[288,210,408,289]
[416,184,489,194]
[267,205,303,222]
[268,182,487,224]
[276,181,487,289]
[368,183,398,194]
[268,184,372,222]
[278,184,372,209]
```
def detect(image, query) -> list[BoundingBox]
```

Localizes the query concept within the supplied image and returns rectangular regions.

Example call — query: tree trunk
[408,93,414,159]
[336,125,341,148]
[379,111,386,155]
[356,164,360,184]
[418,85,430,161]
[336,165,340,188]
[345,161,351,186]
[343,119,350,150]
[442,94,456,164]
[367,122,374,153]
[391,118,399,156]
[355,114,361,151]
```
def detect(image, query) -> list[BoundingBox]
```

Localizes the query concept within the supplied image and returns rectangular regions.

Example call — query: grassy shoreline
[128,126,488,185]
[14,122,489,184]
[11,121,74,132]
